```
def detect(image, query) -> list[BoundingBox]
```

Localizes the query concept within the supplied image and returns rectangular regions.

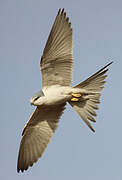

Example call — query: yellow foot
[72,93,81,98]
[71,97,79,102]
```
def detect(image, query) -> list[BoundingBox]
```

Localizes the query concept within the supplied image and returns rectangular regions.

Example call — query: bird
[17,8,112,173]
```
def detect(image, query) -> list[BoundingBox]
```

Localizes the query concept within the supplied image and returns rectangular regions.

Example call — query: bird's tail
[68,62,113,132]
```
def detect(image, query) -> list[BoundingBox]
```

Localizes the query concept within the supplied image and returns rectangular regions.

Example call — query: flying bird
[17,9,112,173]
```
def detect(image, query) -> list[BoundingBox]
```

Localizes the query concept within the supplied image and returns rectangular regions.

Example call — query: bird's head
[30,90,45,106]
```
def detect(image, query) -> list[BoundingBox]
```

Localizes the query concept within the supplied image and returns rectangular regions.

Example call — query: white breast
[42,85,72,105]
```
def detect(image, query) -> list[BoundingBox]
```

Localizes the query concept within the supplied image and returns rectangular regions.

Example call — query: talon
[71,97,79,102]
[72,93,81,98]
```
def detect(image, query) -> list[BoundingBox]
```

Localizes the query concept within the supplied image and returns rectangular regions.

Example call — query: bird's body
[31,85,88,106]
[17,8,112,173]
[31,85,72,106]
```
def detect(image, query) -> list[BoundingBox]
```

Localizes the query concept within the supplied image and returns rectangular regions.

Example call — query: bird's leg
[72,93,81,97]
[71,93,82,102]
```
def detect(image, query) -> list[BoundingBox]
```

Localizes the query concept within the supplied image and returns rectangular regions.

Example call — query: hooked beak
[30,98,34,105]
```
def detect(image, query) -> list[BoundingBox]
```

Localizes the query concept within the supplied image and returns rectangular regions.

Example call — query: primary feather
[17,104,66,172]
[40,8,73,88]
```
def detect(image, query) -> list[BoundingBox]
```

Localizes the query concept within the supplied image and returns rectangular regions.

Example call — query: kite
[17,9,112,172]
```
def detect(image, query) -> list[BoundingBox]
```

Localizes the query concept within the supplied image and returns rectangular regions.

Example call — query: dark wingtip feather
[92,128,95,133]
[17,166,29,173]
[89,124,95,132]
[64,12,66,17]
[58,8,61,15]
[61,8,64,13]
[17,160,20,173]
[102,61,113,70]
[108,61,113,66]
[17,168,19,173]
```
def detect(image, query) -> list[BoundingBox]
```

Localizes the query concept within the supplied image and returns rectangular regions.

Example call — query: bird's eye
[34,97,39,101]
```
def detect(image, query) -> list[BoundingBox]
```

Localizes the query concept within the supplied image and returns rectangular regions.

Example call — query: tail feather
[69,62,113,132]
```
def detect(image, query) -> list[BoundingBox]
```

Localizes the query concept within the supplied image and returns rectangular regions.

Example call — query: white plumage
[17,9,112,173]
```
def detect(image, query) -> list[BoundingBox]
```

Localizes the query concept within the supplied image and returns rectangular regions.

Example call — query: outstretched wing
[17,103,66,173]
[69,62,113,132]
[40,9,73,88]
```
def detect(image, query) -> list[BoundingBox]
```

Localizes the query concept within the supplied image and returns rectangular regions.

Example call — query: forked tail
[68,62,113,132]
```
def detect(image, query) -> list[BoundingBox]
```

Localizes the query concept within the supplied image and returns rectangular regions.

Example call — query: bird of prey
[17,8,112,173]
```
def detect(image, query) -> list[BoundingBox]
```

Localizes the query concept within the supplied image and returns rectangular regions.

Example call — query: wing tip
[103,61,113,70]
[87,122,95,133]
[58,8,61,15]
[57,8,72,27]
[91,127,95,133]
[108,61,113,66]
[17,167,29,173]
[58,8,64,15]
[17,167,20,173]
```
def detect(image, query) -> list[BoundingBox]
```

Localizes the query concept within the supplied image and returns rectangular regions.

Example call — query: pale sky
[1,0,122,179]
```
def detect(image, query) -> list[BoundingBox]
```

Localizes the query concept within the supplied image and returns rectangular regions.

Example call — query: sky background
[0,0,122,179]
